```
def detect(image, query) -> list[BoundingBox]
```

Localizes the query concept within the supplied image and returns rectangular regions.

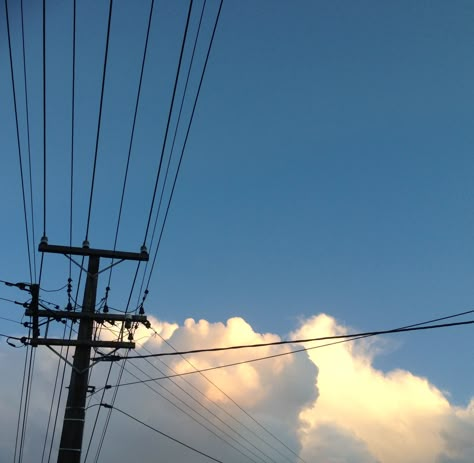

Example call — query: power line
[91,355,130,463]
[69,0,76,279]
[116,329,277,463]
[136,0,207,305]
[142,0,194,246]
[88,325,281,463]
[14,344,30,463]
[86,273,142,463]
[20,0,37,283]
[45,324,75,463]
[101,315,474,389]
[89,4,221,457]
[40,283,68,293]
[130,349,290,463]
[109,0,156,285]
[91,3,197,457]
[52,256,87,460]
[138,327,303,463]
[94,337,388,388]
[0,315,23,325]
[42,0,46,240]
[99,310,474,460]
[85,0,113,241]
[0,296,23,305]
[102,404,227,463]
[40,323,68,463]
[5,0,33,284]
[38,0,47,287]
[82,357,116,462]
[143,0,223,293]
[90,267,142,463]
[123,361,263,463]
[121,315,474,360]
[18,344,36,463]
[84,312,128,463]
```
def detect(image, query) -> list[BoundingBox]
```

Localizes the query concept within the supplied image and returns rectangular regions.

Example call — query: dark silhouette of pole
[31,241,148,461]
[56,255,99,463]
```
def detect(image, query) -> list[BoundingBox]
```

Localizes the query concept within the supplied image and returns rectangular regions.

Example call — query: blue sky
[1,0,473,430]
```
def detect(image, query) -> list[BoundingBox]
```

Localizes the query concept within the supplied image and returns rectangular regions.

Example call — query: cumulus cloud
[129,316,318,462]
[293,314,474,463]
[0,313,472,463]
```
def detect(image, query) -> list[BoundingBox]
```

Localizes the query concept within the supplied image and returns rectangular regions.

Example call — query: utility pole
[57,254,99,463]
[25,240,149,463]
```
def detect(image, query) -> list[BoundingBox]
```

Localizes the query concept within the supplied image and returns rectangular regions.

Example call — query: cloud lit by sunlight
[293,314,474,463]
[0,313,472,462]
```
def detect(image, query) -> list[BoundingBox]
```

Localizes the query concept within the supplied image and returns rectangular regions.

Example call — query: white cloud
[0,313,472,463]
[293,314,474,463]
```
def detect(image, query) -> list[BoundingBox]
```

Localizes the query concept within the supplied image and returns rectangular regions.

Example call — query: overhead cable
[69,0,76,279]
[18,344,37,463]
[123,362,263,463]
[4,0,33,284]
[92,4,198,458]
[20,0,37,283]
[108,0,156,288]
[101,404,226,463]
[137,327,304,463]
[144,0,223,292]
[119,315,474,360]
[13,345,30,463]
[40,323,68,463]
[40,283,68,293]
[42,0,47,241]
[100,314,474,389]
[85,0,114,240]
[0,316,22,325]
[93,321,282,463]
[136,0,207,309]
[142,0,194,246]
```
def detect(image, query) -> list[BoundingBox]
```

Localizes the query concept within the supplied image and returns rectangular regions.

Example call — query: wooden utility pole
[26,241,149,463]
[57,254,99,463]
